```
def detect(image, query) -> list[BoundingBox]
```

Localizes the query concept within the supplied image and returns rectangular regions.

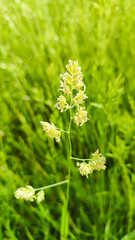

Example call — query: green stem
[66,85,73,226]
[71,157,92,161]
[56,127,69,133]
[34,180,68,191]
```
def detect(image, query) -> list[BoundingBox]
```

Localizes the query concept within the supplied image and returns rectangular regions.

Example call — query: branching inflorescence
[15,61,106,233]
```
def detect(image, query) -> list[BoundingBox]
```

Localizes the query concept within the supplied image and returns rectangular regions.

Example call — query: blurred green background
[0,0,135,239]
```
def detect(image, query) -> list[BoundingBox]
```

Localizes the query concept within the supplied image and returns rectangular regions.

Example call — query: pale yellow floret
[72,73,84,90]
[37,190,45,204]
[74,107,89,126]
[66,60,78,75]
[73,90,88,107]
[59,80,71,95]
[66,60,82,76]
[77,162,93,178]
[60,73,72,84]
[40,121,61,142]
[65,60,84,89]
[77,150,106,178]
[91,149,106,171]
[14,186,36,201]
[55,95,69,112]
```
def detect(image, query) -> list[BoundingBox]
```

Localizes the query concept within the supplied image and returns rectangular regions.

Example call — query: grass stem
[34,180,68,191]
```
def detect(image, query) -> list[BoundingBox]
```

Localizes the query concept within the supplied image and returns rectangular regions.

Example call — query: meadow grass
[0,0,135,239]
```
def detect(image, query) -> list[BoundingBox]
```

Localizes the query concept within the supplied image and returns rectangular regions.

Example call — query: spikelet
[77,150,106,178]
[73,90,88,107]
[15,186,36,201]
[77,162,93,178]
[55,95,69,112]
[37,190,45,204]
[40,121,61,142]
[91,149,106,171]
[74,107,89,126]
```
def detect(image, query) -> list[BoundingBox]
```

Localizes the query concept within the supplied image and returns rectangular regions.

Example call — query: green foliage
[0,0,135,239]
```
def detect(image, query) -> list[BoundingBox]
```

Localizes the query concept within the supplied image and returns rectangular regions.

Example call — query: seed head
[59,80,71,95]
[55,95,69,112]
[74,107,89,126]
[91,149,106,171]
[77,162,93,178]
[73,90,88,107]
[60,72,72,85]
[77,150,106,178]
[37,190,45,204]
[15,186,36,201]
[40,121,61,142]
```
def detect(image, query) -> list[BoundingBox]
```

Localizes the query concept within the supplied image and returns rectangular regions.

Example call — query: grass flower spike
[15,186,36,202]
[40,121,61,142]
[58,60,89,127]
[66,60,84,90]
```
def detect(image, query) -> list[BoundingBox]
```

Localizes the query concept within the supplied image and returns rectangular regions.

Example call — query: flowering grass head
[40,121,61,142]
[57,60,89,127]
[77,162,93,178]
[91,149,106,171]
[40,60,88,143]
[74,107,89,126]
[15,186,45,203]
[15,186,36,202]
[77,150,106,178]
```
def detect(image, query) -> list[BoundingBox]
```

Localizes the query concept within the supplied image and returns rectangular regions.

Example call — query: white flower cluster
[14,186,45,203]
[40,121,61,142]
[77,150,106,178]
[56,60,89,126]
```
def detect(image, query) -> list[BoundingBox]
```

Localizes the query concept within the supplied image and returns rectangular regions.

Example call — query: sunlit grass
[0,0,135,239]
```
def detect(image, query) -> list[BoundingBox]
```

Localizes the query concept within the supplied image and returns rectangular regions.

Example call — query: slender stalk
[71,157,92,161]
[66,85,73,227]
[34,180,68,191]
[56,127,69,133]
